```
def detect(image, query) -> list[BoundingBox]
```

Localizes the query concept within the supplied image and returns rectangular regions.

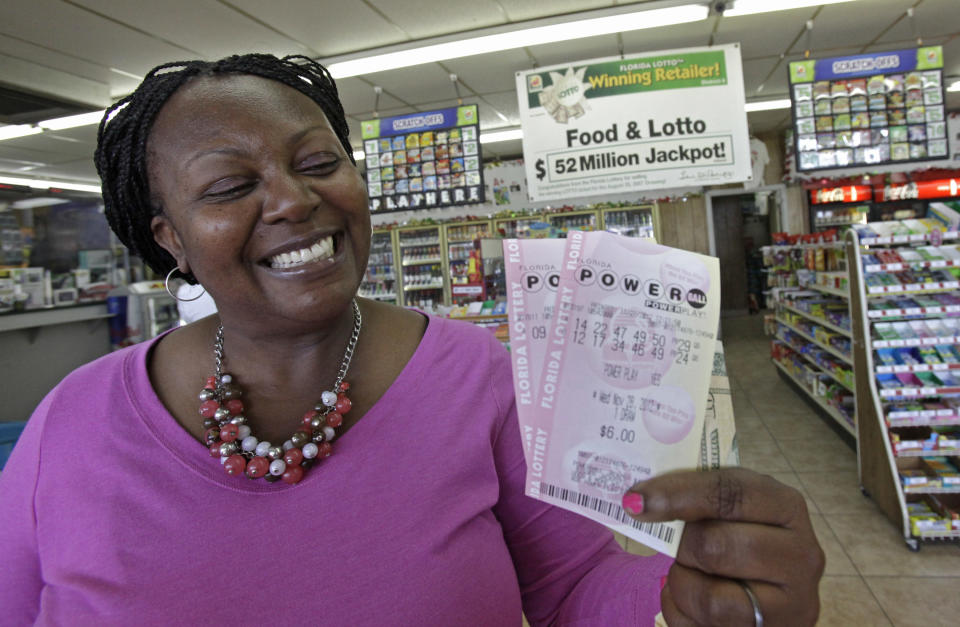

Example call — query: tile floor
[649,313,960,627]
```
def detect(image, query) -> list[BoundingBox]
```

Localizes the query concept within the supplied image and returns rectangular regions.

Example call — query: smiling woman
[0,54,824,626]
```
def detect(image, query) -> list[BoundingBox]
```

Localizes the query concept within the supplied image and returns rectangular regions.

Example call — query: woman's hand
[624,468,825,626]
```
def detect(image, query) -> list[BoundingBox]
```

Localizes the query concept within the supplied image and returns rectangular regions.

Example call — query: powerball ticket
[523,231,720,556]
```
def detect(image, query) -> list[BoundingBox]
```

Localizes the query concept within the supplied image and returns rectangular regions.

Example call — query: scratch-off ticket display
[517,232,720,556]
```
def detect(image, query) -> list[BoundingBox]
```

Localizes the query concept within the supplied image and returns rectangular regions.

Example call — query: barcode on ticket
[541,482,676,545]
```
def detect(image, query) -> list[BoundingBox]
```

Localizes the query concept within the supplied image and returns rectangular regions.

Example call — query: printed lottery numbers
[673,338,692,364]
[630,330,666,359]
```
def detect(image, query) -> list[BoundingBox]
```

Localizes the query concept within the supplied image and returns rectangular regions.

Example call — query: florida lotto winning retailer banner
[516,44,752,201]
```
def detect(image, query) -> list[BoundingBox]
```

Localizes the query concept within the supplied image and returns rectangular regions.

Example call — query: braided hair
[94,54,354,283]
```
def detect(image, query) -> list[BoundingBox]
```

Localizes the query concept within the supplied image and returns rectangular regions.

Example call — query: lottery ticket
[522,231,721,556]
[503,238,565,465]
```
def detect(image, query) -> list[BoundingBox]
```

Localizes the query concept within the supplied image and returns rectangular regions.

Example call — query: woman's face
[148,74,370,330]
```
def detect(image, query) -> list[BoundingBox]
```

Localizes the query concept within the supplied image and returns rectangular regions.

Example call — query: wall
[0,317,112,422]
[657,196,710,254]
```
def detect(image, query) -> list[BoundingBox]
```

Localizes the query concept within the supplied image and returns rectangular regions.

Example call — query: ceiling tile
[497,0,615,22]
[362,63,466,106]
[336,77,406,116]
[619,20,713,55]
[873,0,959,45]
[526,34,622,70]
[788,0,910,55]
[226,0,407,57]
[442,49,533,96]
[365,0,508,40]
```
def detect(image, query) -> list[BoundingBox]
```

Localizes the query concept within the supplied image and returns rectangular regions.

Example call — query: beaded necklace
[199,300,361,484]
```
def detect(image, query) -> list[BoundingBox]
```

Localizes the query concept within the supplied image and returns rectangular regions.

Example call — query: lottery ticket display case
[846,223,960,551]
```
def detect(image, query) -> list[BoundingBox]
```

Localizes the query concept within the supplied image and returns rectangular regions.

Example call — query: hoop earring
[165,267,206,302]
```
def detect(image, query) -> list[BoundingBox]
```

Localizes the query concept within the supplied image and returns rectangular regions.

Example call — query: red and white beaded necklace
[199,300,361,484]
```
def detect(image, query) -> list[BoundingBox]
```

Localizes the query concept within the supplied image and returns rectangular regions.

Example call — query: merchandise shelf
[866,282,960,295]
[782,303,852,337]
[399,239,439,248]
[873,335,960,348]
[772,360,855,436]
[876,363,960,374]
[772,336,853,392]
[895,448,960,458]
[775,316,852,364]
[847,226,960,551]
[867,305,960,319]
[403,283,444,292]
[358,292,397,301]
[809,284,849,298]
[859,231,960,246]
[865,259,960,273]
[401,257,442,266]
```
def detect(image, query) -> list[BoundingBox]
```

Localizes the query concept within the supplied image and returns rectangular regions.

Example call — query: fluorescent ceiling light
[480,128,523,144]
[38,110,105,131]
[0,125,43,141]
[327,5,710,78]
[0,175,101,194]
[724,0,858,18]
[10,197,70,209]
[353,150,366,161]
[745,98,792,112]
[947,80,960,93]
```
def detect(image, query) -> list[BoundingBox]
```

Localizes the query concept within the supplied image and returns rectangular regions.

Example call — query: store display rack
[358,228,398,302]
[764,240,856,437]
[846,223,960,550]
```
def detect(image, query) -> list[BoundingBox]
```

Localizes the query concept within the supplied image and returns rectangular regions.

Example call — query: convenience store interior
[2,1,960,625]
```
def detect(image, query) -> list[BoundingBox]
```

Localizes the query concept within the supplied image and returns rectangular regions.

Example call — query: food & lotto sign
[516,44,751,201]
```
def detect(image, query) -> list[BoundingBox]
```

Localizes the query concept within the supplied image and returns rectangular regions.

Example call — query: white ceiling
[0,0,957,189]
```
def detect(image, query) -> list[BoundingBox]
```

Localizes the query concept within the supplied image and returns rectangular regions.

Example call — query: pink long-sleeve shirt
[0,315,671,625]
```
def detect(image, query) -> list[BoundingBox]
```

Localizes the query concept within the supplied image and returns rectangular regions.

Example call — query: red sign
[809,185,873,204]
[879,179,960,202]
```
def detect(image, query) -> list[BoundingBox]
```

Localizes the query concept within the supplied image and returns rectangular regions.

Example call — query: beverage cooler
[547,209,600,237]
[396,225,446,308]
[359,229,398,302]
[600,204,659,239]
[108,280,179,349]
[444,220,492,305]
[493,215,542,238]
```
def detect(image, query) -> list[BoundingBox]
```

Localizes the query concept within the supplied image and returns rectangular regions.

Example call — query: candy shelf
[775,316,852,365]
[847,224,960,551]
[764,239,856,440]
[396,225,448,308]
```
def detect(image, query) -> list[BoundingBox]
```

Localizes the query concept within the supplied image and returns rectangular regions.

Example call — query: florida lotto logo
[519,267,708,312]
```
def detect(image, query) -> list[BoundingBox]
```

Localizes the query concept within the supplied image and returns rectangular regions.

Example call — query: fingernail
[660,576,667,592]
[622,492,644,515]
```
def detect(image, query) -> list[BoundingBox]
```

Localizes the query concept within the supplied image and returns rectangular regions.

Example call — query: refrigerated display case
[359,229,398,302]
[444,220,491,305]
[547,209,600,237]
[600,204,659,239]
[396,225,446,309]
[494,215,542,238]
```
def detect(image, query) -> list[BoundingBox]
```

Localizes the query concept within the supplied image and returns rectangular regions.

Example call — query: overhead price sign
[789,46,947,172]
[361,105,484,213]
[516,44,752,202]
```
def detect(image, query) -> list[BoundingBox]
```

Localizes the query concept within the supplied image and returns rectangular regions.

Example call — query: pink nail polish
[622,492,644,515]
[660,576,667,592]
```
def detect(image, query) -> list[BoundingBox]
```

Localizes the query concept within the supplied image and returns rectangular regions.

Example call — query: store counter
[0,303,113,423]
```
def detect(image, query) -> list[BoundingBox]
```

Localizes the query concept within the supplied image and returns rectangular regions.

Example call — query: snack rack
[359,228,399,302]
[764,238,856,437]
[444,220,493,305]
[846,225,960,550]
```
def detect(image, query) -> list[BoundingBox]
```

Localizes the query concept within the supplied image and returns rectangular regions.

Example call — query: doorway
[708,188,783,316]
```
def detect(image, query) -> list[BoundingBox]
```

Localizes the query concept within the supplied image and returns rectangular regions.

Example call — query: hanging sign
[361,105,485,213]
[809,185,873,204]
[789,46,946,172]
[878,178,960,202]
[515,43,751,202]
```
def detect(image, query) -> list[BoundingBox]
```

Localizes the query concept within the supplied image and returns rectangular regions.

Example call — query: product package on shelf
[847,217,960,550]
